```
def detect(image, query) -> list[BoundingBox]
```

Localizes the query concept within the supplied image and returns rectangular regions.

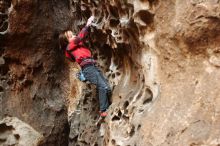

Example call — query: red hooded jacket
[65,26,92,66]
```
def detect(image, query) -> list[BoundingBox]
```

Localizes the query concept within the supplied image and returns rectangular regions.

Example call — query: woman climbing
[59,16,111,117]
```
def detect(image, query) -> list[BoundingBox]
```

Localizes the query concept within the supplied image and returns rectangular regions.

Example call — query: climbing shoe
[99,111,107,117]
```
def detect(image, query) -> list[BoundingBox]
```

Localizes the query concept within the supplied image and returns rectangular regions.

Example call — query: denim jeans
[82,64,111,112]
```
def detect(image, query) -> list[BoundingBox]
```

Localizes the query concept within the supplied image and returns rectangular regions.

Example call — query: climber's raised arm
[58,15,111,118]
[77,16,95,39]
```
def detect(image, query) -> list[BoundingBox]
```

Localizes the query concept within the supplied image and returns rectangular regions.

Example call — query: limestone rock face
[1,0,220,146]
[0,117,43,146]
[0,0,71,145]
[67,0,220,146]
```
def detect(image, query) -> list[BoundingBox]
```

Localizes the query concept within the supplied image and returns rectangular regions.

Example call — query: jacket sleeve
[77,26,89,40]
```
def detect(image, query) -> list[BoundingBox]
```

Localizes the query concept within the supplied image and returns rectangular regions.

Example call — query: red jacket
[65,26,92,65]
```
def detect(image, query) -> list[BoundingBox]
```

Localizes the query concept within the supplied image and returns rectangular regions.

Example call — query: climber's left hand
[86,16,95,26]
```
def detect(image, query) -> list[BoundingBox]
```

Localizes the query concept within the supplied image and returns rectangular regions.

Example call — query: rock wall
[1,0,220,146]
[67,0,220,146]
[0,0,71,145]
[0,117,43,146]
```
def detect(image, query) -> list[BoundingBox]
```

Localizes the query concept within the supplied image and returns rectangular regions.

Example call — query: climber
[59,16,111,117]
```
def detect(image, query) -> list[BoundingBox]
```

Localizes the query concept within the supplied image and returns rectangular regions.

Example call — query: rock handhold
[0,117,43,146]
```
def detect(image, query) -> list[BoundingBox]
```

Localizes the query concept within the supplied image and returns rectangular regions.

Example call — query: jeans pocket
[82,68,98,85]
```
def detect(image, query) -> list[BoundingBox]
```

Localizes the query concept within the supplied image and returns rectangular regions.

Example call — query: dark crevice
[108,5,119,18]
[0,86,3,92]
[137,124,141,130]
[123,100,129,110]
[0,123,14,132]
[143,88,153,104]
[118,110,122,117]
[111,139,116,144]
[14,134,20,139]
[112,115,120,121]
[135,10,154,25]
[110,19,120,27]
[0,64,9,75]
[143,96,153,104]
[129,125,135,137]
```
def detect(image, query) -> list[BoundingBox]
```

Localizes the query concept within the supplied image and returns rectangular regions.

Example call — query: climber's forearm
[77,26,89,39]
[77,16,94,39]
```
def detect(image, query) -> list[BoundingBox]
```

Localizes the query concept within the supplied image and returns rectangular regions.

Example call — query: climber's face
[65,30,76,42]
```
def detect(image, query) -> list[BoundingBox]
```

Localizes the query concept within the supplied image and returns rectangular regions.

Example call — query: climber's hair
[59,29,69,50]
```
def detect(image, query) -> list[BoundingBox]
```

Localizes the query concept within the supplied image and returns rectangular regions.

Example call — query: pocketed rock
[0,0,70,145]
[67,0,220,146]
[0,117,43,146]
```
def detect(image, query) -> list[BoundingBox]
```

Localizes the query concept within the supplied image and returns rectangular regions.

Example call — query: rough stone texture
[0,0,71,145]
[0,116,43,146]
[1,0,220,146]
[67,0,220,146]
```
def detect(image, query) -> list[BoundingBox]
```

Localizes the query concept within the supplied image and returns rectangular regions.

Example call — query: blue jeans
[82,64,111,112]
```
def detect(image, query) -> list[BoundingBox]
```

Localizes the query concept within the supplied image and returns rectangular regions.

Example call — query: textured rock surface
[1,0,220,146]
[0,0,71,145]
[0,117,43,146]
[67,0,220,146]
